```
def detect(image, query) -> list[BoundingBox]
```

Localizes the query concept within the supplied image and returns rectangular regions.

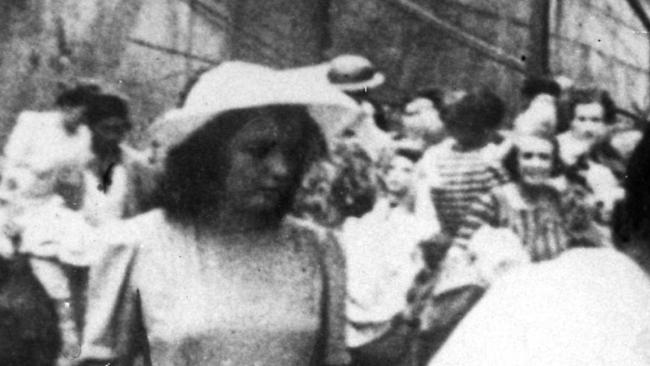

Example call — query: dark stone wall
[0,0,647,147]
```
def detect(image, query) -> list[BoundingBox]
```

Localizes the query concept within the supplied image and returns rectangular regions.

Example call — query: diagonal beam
[391,0,527,74]
[625,0,650,33]
[127,37,221,65]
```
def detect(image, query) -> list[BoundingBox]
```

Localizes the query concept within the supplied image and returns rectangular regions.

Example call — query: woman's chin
[520,179,552,189]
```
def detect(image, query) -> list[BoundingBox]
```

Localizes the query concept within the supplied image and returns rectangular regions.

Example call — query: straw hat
[326,54,385,92]
[148,61,362,155]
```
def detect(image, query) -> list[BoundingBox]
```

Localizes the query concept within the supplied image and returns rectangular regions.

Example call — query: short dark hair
[502,136,564,181]
[443,86,505,131]
[412,87,444,111]
[156,105,326,227]
[567,87,617,125]
[521,77,561,99]
[55,82,131,131]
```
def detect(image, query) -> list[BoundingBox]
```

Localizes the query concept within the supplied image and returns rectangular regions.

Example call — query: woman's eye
[522,152,534,159]
[539,153,551,161]
[247,144,273,158]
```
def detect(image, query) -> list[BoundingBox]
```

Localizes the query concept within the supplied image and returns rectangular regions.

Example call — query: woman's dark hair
[614,126,650,246]
[157,105,326,227]
[443,86,505,131]
[502,136,564,181]
[567,87,617,125]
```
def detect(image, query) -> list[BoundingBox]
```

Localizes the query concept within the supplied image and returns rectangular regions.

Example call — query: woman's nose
[266,151,291,180]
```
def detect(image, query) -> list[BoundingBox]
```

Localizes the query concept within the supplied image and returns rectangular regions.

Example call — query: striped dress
[418,139,508,238]
[455,183,568,262]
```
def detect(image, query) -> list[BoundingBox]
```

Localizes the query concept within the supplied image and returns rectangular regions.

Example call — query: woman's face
[385,155,415,197]
[517,136,554,186]
[223,112,305,215]
[571,102,608,143]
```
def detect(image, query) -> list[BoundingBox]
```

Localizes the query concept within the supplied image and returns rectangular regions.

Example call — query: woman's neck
[517,182,557,203]
[192,207,282,238]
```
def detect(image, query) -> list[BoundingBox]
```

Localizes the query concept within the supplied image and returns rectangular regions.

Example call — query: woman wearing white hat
[78,62,358,366]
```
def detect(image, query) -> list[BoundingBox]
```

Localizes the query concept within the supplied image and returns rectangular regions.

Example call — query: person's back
[418,138,506,237]
[415,87,508,238]
[429,248,650,366]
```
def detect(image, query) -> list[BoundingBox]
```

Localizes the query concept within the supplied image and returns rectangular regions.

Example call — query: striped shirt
[418,139,508,237]
[455,183,568,262]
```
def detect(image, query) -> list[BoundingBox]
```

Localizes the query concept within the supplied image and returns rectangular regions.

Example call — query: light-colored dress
[340,199,430,347]
[79,209,348,366]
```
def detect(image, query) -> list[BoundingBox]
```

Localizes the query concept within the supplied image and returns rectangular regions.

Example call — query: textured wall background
[0,0,647,146]
[0,0,226,146]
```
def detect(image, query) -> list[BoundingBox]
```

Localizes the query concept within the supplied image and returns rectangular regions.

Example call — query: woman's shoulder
[283,216,345,264]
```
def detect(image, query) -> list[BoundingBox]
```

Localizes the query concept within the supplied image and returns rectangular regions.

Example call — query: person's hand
[0,234,14,258]
[18,237,60,260]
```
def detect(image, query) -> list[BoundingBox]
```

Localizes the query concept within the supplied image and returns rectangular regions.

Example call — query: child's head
[567,87,616,144]
[1,111,93,206]
[383,146,422,200]
[444,86,505,149]
[402,87,446,148]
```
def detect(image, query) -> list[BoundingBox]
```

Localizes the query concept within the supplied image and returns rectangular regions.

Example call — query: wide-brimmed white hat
[326,54,385,92]
[149,61,362,153]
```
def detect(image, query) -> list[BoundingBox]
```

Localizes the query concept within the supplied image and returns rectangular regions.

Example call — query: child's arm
[15,204,99,267]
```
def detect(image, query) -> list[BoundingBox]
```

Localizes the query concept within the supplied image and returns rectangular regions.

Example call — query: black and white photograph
[0,0,649,365]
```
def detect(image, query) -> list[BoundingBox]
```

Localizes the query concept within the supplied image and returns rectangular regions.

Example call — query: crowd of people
[0,52,648,366]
